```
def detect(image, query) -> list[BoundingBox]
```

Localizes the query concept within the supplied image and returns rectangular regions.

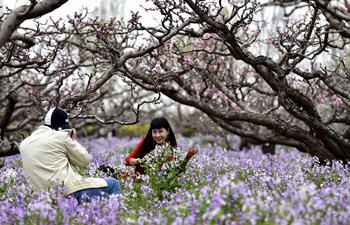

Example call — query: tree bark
[0,0,68,48]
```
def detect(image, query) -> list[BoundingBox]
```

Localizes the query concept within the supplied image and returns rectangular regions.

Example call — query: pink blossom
[184,56,193,63]
[152,61,162,72]
[204,33,211,39]
[333,97,342,106]
[139,63,146,70]
[268,36,272,43]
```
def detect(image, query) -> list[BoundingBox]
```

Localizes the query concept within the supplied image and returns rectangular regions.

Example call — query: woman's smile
[152,128,169,145]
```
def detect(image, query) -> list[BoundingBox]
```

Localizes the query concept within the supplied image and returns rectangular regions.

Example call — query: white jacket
[19,125,107,195]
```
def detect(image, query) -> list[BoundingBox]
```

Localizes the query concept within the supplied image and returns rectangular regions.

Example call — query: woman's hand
[179,146,199,173]
[131,158,142,165]
[185,146,198,161]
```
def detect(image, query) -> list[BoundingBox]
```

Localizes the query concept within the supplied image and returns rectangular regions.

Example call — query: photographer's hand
[70,128,77,140]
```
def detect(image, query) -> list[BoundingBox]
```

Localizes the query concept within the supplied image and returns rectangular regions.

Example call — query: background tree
[119,0,350,162]
[0,0,164,156]
[0,0,210,158]
[91,0,209,138]
[1,0,350,162]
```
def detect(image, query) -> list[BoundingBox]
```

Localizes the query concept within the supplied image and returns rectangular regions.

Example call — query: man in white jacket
[20,107,121,203]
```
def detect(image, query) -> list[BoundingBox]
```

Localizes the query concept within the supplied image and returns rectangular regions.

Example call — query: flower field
[1,134,350,224]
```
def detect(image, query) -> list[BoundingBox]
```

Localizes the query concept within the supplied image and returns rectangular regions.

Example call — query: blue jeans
[71,177,121,204]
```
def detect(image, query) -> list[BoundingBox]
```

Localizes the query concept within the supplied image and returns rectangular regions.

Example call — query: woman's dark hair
[138,117,177,159]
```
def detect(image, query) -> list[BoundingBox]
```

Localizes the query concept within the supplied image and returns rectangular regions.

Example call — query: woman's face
[152,128,169,145]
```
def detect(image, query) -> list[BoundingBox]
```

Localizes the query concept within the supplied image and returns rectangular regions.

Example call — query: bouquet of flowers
[141,142,185,199]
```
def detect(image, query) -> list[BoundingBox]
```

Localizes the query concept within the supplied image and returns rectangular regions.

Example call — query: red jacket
[125,136,174,175]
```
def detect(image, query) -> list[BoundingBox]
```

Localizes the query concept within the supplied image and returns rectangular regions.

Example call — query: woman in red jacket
[125,117,198,175]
